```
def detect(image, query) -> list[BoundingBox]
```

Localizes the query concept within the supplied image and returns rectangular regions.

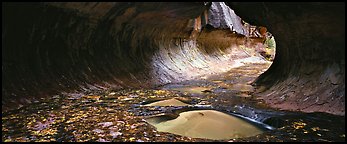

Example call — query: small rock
[52,95,60,99]
[198,101,209,105]
[201,90,212,93]
[116,121,125,124]
[93,129,104,134]
[123,98,134,101]
[129,94,138,98]
[130,124,137,129]
[97,138,109,142]
[110,131,122,138]
[98,122,113,128]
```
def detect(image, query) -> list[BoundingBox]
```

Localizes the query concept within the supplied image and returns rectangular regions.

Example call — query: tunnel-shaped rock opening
[226,2,344,116]
[2,2,274,111]
[2,2,345,142]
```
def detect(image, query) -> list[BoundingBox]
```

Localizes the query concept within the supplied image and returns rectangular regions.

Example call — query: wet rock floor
[2,62,345,142]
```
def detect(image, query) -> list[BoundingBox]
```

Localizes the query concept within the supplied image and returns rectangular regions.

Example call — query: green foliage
[264,36,276,49]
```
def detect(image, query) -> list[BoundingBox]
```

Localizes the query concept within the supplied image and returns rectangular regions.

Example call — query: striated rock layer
[2,2,345,115]
[227,2,345,115]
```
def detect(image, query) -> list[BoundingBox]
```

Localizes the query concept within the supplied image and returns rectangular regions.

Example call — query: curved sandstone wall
[227,2,345,115]
[2,2,344,115]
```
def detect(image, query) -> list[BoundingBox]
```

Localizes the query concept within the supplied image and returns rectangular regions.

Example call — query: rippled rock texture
[2,2,258,110]
[226,2,345,115]
[2,2,345,116]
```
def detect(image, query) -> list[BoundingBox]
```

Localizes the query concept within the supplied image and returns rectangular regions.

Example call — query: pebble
[136,139,144,142]
[98,122,113,128]
[93,129,104,134]
[97,138,109,142]
[110,131,122,138]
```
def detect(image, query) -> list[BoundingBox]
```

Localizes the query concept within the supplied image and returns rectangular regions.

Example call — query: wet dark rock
[201,90,212,93]
[263,117,287,128]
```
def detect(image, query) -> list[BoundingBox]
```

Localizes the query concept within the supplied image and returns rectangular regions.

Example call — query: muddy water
[2,62,345,142]
[146,110,265,140]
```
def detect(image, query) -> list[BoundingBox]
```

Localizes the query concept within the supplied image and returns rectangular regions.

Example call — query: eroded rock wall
[3,2,344,116]
[227,2,345,115]
[2,2,257,111]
